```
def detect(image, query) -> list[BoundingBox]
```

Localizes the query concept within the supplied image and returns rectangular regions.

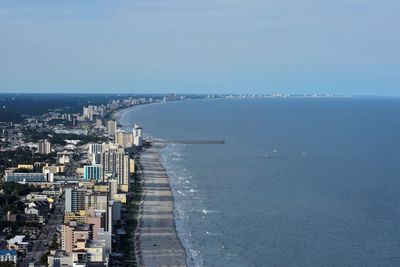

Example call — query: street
[20,201,65,267]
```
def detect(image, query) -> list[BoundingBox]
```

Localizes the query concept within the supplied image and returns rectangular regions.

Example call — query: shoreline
[112,101,165,124]
[135,142,187,266]
[114,104,188,267]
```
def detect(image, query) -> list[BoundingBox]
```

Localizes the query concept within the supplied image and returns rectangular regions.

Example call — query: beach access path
[135,143,187,267]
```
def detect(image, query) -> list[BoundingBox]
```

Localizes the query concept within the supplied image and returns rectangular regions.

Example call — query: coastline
[115,104,188,267]
[112,101,164,123]
[135,142,187,267]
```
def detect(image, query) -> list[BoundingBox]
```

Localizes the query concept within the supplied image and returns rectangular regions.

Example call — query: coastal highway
[20,202,64,267]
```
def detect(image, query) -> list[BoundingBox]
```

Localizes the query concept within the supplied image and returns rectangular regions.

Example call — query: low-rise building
[4,172,47,183]
[72,239,107,265]
[0,250,17,265]
[7,235,29,253]
[113,193,126,204]
[64,211,87,224]
[47,250,73,267]
[17,164,34,170]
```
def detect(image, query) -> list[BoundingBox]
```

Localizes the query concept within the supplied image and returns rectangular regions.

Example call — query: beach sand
[135,142,187,267]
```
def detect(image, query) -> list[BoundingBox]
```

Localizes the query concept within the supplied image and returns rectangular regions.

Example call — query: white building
[7,235,29,253]
[88,143,104,154]
[38,140,51,154]
[59,154,70,165]
[0,250,17,265]
[133,124,143,146]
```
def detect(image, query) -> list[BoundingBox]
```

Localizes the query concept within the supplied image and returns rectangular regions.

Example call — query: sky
[0,0,399,95]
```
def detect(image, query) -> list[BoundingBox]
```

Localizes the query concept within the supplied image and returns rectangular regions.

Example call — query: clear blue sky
[0,0,399,95]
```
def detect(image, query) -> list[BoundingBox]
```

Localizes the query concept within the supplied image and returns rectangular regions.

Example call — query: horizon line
[1,92,400,98]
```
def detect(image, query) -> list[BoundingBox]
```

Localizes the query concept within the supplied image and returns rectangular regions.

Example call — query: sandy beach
[112,101,163,124]
[135,142,187,267]
[112,105,138,122]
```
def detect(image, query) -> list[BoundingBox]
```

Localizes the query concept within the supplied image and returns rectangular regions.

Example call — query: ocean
[119,98,400,267]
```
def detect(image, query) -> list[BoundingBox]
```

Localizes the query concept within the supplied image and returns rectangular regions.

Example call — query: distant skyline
[0,0,399,96]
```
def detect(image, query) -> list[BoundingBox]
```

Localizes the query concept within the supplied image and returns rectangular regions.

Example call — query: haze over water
[120,98,400,266]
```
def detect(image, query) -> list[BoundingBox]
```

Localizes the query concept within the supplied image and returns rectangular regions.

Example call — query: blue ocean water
[119,98,400,267]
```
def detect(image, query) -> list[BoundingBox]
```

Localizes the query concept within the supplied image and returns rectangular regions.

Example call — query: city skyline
[0,0,399,96]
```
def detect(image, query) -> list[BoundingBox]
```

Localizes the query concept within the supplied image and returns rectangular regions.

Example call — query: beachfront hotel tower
[107,120,117,137]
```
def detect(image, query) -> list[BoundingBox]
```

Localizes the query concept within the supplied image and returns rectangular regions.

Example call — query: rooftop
[7,235,28,245]
[0,250,17,256]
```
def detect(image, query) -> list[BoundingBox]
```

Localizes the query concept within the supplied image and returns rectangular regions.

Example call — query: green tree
[40,252,49,266]
[0,261,16,267]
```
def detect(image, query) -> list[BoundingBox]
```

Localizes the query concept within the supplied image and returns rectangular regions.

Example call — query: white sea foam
[199,209,219,214]
[158,144,204,267]
[206,231,221,236]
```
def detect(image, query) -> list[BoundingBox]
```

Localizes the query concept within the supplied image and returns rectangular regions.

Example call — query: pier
[152,140,225,144]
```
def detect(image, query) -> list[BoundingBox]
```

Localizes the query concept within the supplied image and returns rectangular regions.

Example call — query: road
[20,201,65,267]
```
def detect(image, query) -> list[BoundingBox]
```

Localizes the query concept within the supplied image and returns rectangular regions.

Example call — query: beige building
[43,164,65,174]
[47,250,72,267]
[113,193,127,204]
[64,211,86,224]
[17,164,33,170]
[94,183,110,193]
[107,120,117,137]
[72,239,106,264]
[61,222,92,254]
[129,159,135,174]
[115,131,134,148]
[85,192,109,211]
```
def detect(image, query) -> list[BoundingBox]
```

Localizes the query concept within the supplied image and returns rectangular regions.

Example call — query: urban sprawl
[0,95,184,267]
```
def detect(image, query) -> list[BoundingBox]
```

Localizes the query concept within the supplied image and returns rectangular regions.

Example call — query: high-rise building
[65,188,86,213]
[102,151,130,192]
[83,165,103,181]
[115,131,133,148]
[38,140,51,154]
[133,125,143,147]
[118,155,130,192]
[83,105,97,121]
[107,120,117,137]
[61,222,93,253]
[85,192,109,212]
[83,107,90,119]
[91,153,102,165]
[88,143,103,154]
[109,179,118,199]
